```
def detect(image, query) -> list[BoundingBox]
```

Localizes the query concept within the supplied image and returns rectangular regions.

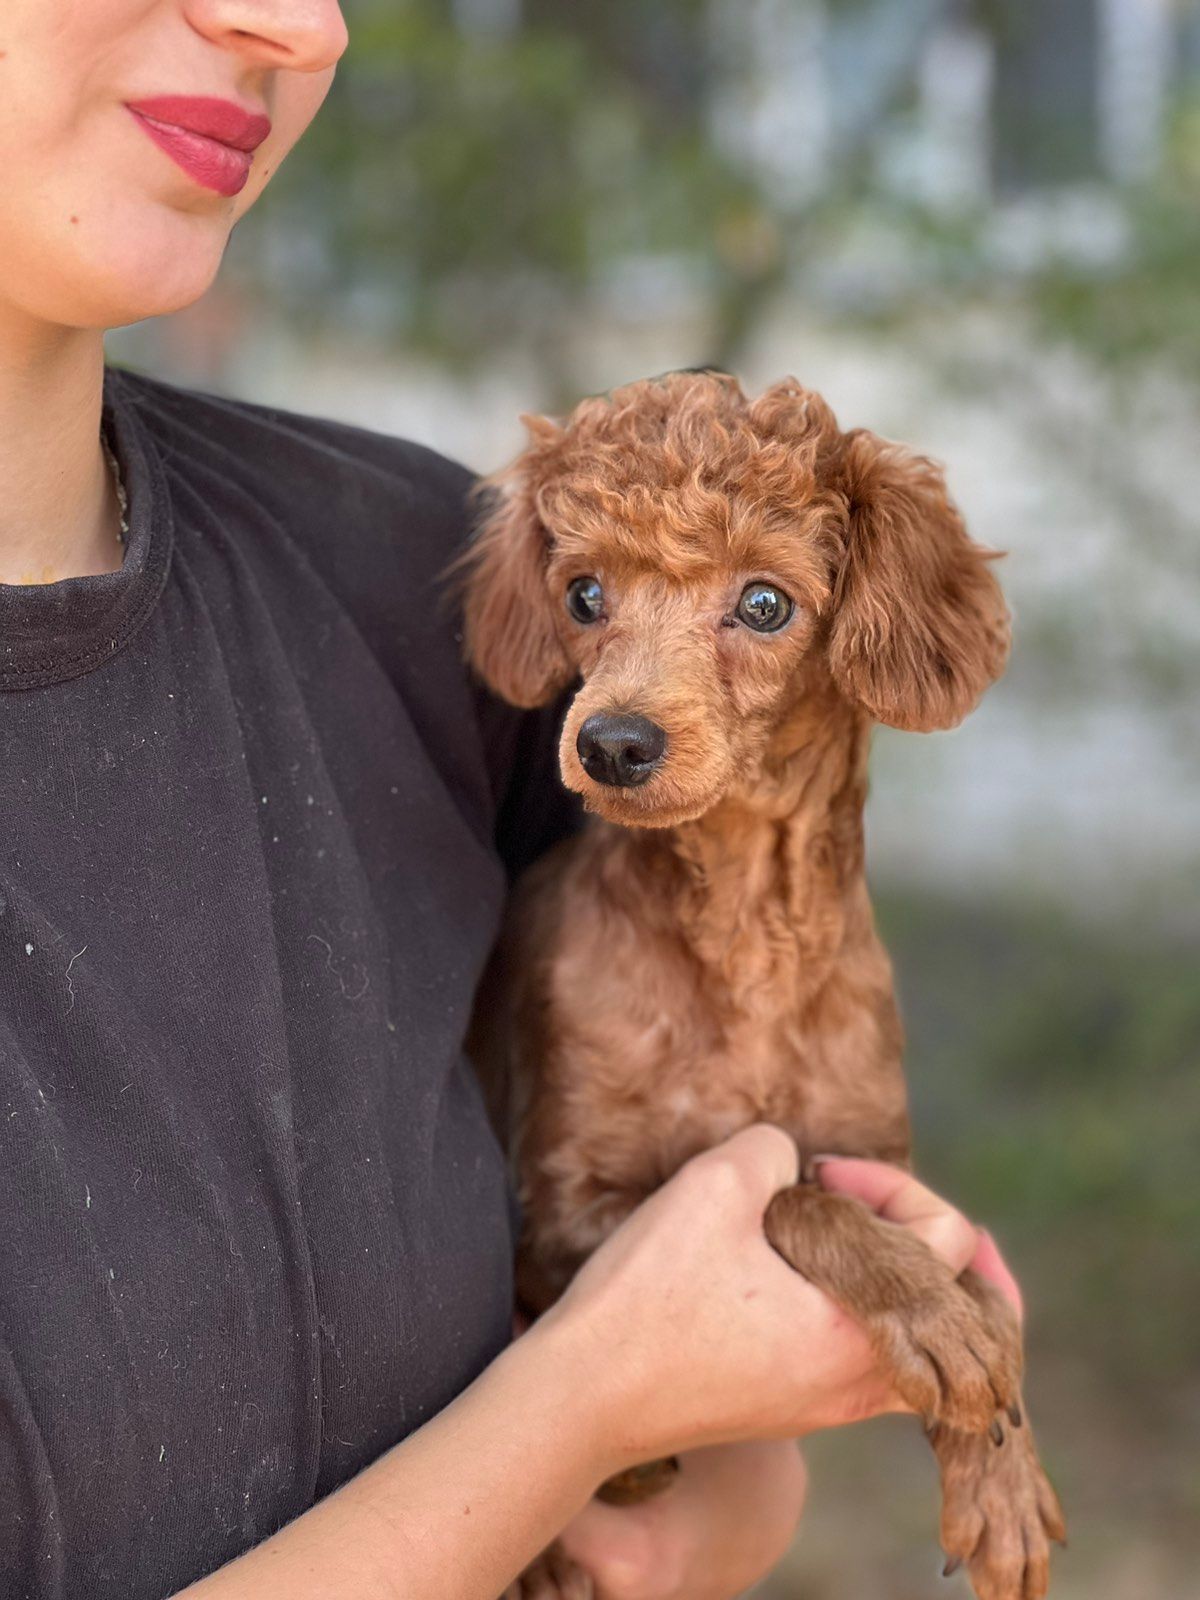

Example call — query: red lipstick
[126,96,272,197]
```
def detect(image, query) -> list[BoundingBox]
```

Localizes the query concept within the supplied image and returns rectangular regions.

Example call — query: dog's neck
[636,683,873,1002]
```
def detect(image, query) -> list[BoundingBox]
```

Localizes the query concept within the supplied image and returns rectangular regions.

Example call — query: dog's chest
[565,995,906,1180]
[530,859,912,1195]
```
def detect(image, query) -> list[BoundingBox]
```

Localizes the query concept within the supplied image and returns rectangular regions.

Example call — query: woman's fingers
[553,1132,1022,1461]
[813,1157,979,1275]
[813,1159,1023,1317]
[560,1442,808,1600]
[970,1228,1024,1320]
[696,1125,800,1214]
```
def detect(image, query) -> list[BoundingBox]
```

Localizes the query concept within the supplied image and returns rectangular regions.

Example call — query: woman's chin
[7,203,231,332]
[79,241,227,330]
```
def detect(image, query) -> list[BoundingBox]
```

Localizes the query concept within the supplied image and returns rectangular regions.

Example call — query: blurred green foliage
[882,887,1200,1404]
[253,2,1200,394]
[1030,95,1200,380]
[266,0,764,389]
[752,884,1200,1598]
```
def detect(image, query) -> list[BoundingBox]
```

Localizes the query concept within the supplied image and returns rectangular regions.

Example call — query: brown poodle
[461,372,1065,1600]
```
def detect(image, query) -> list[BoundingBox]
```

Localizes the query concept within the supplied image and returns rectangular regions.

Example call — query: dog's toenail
[989,1418,1004,1446]
[1007,1402,1023,1426]
[942,1555,962,1577]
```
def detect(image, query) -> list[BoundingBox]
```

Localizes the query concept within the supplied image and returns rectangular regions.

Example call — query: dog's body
[463,373,1064,1600]
[497,679,909,1312]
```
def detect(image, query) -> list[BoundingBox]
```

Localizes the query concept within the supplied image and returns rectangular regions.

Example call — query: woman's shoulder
[107,366,581,869]
[110,364,477,569]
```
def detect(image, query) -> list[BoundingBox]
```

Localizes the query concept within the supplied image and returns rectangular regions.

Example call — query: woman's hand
[539,1128,1022,1493]
[537,1142,1022,1600]
[556,1440,807,1600]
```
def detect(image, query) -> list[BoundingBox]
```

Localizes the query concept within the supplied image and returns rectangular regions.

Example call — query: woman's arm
[545,1159,1022,1600]
[175,1310,612,1600]
[176,1133,1011,1600]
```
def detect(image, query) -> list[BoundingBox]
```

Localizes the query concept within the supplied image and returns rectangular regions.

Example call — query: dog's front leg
[764,1186,1065,1599]
[764,1183,1021,1433]
[929,1270,1066,1600]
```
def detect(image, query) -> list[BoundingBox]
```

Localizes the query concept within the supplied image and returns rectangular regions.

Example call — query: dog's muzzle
[576,712,666,788]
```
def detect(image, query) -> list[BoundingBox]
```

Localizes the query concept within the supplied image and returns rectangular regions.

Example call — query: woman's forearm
[172,1140,1024,1600]
[175,1318,612,1600]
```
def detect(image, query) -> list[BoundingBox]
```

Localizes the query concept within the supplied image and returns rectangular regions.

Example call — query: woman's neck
[0,310,123,586]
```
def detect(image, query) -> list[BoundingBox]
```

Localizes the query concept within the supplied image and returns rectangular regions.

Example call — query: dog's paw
[505,1545,594,1600]
[870,1279,1022,1434]
[932,1411,1066,1600]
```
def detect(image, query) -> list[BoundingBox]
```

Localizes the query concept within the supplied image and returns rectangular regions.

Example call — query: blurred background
[110,1,1200,1594]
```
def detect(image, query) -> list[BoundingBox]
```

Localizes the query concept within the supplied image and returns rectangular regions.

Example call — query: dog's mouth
[560,720,730,829]
[568,772,725,829]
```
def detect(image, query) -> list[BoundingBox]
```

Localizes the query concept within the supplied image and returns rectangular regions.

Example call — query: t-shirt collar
[0,368,174,692]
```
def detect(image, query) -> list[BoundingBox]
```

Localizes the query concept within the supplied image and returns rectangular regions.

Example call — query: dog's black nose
[576,713,666,788]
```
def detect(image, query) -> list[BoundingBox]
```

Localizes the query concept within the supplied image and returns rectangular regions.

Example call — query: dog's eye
[566,576,605,624]
[736,582,793,633]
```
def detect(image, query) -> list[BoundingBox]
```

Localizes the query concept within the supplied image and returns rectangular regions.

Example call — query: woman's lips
[126,96,272,198]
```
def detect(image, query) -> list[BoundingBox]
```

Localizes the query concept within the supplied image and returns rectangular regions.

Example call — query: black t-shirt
[0,370,574,1600]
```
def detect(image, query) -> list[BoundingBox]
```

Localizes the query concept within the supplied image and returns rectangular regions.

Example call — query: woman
[0,5,1025,1598]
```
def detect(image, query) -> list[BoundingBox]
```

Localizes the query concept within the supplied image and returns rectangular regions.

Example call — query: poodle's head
[460,372,1009,829]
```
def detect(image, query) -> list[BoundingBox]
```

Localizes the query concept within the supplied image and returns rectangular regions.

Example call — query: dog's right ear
[459,423,573,710]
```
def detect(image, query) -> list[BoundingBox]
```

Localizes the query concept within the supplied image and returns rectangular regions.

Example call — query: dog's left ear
[459,425,573,710]
[827,430,1010,732]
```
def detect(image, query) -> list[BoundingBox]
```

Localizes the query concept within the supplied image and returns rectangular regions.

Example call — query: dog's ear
[828,430,1010,732]
[459,422,573,710]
